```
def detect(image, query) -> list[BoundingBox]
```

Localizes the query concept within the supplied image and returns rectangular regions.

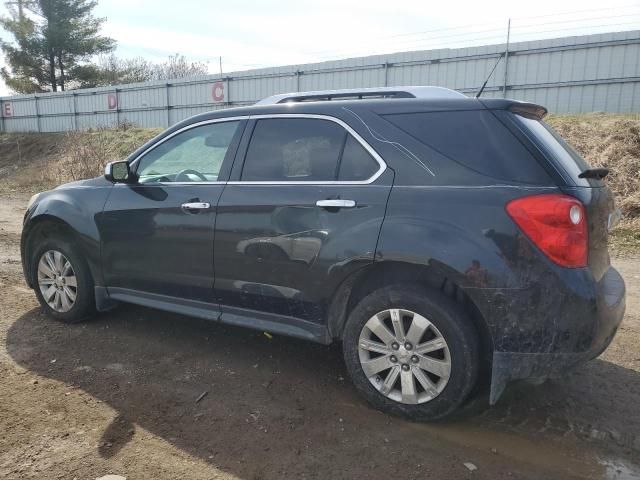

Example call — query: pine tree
[0,0,115,93]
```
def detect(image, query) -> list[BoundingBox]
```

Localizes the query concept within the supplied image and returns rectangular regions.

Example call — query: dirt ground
[1,192,639,480]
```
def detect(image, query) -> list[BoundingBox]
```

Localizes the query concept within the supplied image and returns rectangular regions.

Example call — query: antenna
[475,52,504,98]
[502,18,511,97]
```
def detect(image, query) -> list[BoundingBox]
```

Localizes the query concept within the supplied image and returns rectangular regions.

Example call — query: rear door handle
[316,199,356,209]
[181,202,210,212]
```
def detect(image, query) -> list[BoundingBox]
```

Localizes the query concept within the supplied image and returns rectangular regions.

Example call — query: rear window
[514,115,596,186]
[384,110,551,184]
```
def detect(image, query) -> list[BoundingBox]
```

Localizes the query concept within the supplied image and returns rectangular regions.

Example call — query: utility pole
[219,56,223,75]
[502,18,511,98]
[6,0,34,20]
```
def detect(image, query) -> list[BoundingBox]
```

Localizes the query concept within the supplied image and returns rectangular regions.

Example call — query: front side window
[136,121,240,183]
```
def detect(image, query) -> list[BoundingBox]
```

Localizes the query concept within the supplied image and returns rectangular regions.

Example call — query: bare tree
[152,54,209,81]
[76,53,209,88]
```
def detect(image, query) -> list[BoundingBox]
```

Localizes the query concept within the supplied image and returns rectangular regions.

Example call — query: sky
[0,0,639,96]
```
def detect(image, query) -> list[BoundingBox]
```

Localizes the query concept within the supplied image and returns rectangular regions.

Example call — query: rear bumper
[489,265,625,404]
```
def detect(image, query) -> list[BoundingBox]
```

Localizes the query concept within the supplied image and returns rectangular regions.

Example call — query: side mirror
[105,160,131,183]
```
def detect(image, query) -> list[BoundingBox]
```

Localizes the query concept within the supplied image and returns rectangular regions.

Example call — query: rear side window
[514,115,596,186]
[241,118,380,182]
[242,118,345,181]
[384,110,551,184]
[338,135,379,181]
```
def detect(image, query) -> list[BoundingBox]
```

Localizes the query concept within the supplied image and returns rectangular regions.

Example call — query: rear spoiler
[507,102,548,120]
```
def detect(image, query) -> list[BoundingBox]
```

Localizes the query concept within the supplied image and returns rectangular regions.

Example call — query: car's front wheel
[342,285,479,421]
[31,237,95,323]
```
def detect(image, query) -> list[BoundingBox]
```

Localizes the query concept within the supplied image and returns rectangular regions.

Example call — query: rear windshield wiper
[578,168,609,179]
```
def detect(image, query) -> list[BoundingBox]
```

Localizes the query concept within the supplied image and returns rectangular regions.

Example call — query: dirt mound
[0,128,160,193]
[548,114,640,224]
[50,128,161,186]
[0,133,66,191]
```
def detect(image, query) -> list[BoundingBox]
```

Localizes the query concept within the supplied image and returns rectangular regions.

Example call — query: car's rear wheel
[342,285,479,421]
[31,238,95,323]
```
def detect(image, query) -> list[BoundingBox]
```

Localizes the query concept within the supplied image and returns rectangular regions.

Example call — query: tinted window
[242,118,347,181]
[137,121,239,183]
[514,114,596,186]
[384,110,551,184]
[338,135,379,181]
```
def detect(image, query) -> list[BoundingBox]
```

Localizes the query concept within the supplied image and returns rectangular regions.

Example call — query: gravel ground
[1,192,639,480]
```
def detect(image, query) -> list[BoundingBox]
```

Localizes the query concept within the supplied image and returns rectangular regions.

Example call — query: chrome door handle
[316,199,356,208]
[181,202,210,211]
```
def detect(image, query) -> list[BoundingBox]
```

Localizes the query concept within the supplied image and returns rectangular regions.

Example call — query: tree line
[0,0,209,94]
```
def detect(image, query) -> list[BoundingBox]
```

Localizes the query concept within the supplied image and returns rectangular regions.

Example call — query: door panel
[98,184,223,303]
[98,119,244,305]
[213,115,392,326]
[214,172,394,323]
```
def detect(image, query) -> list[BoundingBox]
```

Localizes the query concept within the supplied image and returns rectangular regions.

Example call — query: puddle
[406,420,640,479]
[407,422,602,478]
[600,458,640,480]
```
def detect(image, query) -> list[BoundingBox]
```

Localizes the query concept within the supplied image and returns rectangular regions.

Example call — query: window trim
[126,114,387,186]
[128,116,248,185]
[230,114,386,185]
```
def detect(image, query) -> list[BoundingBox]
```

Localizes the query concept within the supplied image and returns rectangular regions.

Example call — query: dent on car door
[97,120,244,305]
[213,116,393,337]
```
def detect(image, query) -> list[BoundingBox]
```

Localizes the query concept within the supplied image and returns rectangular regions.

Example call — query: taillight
[505,194,588,268]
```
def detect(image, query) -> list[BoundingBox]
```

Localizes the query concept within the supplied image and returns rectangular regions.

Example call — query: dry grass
[547,114,640,222]
[0,127,160,193]
[546,114,640,253]
[51,127,161,185]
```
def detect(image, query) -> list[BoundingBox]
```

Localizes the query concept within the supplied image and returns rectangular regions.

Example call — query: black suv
[21,86,626,420]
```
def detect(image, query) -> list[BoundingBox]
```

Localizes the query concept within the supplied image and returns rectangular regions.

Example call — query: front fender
[22,185,113,288]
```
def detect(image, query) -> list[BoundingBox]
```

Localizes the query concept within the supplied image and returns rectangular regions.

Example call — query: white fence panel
[1,30,640,133]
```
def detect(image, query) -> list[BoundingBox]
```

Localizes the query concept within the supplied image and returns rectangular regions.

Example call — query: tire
[342,285,479,421]
[31,236,96,323]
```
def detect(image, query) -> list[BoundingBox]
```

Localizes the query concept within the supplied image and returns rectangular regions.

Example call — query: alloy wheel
[37,250,78,313]
[358,308,451,404]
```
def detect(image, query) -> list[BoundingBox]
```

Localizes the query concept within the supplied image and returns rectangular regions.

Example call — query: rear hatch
[511,112,617,280]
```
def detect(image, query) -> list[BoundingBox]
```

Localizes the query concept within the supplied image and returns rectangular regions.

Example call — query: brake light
[505,194,588,268]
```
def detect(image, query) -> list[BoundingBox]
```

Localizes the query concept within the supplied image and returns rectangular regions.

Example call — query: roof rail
[255,86,465,105]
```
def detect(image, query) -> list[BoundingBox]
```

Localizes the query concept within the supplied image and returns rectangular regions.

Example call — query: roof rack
[255,86,465,105]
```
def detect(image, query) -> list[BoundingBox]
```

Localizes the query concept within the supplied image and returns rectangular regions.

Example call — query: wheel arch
[327,261,494,365]
[22,214,97,288]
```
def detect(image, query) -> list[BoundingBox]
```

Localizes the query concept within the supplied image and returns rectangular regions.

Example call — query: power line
[310,27,509,59]
[121,6,640,75]
[308,9,640,61]
[512,21,640,38]
[306,21,509,56]
[515,12,640,29]
[308,13,640,63]
[372,20,507,41]
[511,3,640,21]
